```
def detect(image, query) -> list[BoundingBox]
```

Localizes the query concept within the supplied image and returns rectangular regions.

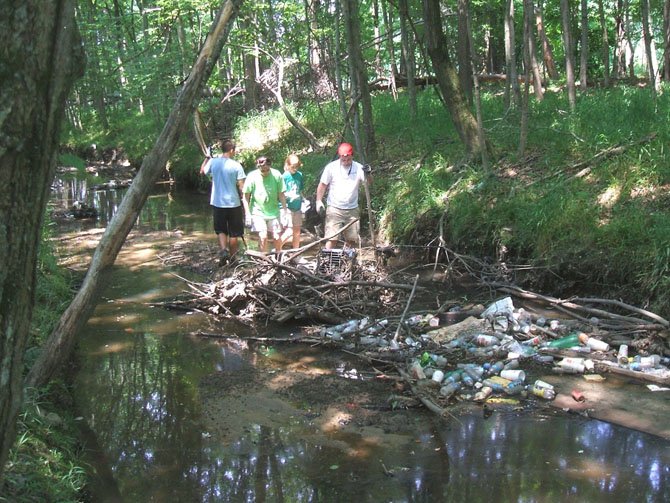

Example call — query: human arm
[199,158,210,175]
[316,182,328,214]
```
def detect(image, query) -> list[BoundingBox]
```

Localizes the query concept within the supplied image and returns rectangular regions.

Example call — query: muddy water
[63,183,670,502]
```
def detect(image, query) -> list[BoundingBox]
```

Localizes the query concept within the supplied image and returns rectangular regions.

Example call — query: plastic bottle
[474,334,499,347]
[617,344,629,366]
[503,359,520,370]
[461,373,475,388]
[500,369,526,382]
[410,360,426,379]
[533,379,555,391]
[532,385,556,400]
[586,337,610,351]
[474,386,493,402]
[487,361,505,376]
[431,370,445,384]
[543,333,581,349]
[463,365,485,382]
[557,357,585,373]
[483,376,512,393]
[439,381,461,398]
[504,380,525,395]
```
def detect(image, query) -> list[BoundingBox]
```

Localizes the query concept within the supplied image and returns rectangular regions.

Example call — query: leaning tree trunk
[422,0,489,159]
[26,0,243,389]
[525,0,544,100]
[535,3,559,80]
[457,0,474,103]
[0,0,84,482]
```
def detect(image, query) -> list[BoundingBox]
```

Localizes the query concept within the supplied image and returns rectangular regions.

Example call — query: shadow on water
[59,180,670,502]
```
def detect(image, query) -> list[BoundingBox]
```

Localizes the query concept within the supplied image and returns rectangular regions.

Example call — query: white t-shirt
[320,159,365,209]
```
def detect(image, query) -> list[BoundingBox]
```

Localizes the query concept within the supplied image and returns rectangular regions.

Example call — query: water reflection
[67,185,670,502]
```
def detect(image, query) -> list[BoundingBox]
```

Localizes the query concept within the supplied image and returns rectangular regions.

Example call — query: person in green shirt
[243,156,288,253]
[280,153,305,250]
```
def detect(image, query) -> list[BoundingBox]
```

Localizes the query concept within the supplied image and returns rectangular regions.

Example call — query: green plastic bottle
[543,333,581,349]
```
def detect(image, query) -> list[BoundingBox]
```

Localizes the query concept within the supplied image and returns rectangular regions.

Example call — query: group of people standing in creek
[199,140,371,265]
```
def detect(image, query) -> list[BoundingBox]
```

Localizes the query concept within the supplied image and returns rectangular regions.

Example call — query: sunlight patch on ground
[597,185,621,209]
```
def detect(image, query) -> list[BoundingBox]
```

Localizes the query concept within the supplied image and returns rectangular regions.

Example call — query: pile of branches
[164,249,422,327]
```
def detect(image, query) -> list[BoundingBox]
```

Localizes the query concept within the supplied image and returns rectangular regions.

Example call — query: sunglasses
[257,159,269,166]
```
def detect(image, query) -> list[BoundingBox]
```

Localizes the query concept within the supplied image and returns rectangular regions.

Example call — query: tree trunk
[535,3,559,80]
[342,0,376,161]
[599,0,611,86]
[519,0,532,157]
[382,0,399,100]
[641,0,660,95]
[580,0,588,91]
[26,0,243,389]
[664,0,670,81]
[504,0,520,109]
[525,0,544,100]
[457,0,473,103]
[422,0,488,159]
[399,0,418,118]
[560,0,577,111]
[613,0,626,78]
[0,0,84,482]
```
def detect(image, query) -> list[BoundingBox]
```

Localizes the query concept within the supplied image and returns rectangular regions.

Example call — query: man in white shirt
[315,143,370,249]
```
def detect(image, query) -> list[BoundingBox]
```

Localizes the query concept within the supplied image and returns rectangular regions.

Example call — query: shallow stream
[55,181,670,502]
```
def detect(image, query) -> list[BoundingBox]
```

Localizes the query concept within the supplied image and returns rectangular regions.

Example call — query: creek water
[55,181,670,502]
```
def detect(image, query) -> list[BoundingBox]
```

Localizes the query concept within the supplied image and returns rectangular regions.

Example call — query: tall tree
[457,0,474,103]
[580,0,589,91]
[399,0,418,118]
[26,0,243,389]
[422,0,488,159]
[342,0,377,160]
[0,0,84,482]
[641,0,660,95]
[504,0,520,109]
[560,0,577,111]
[664,0,670,81]
[525,0,544,100]
[599,0,611,86]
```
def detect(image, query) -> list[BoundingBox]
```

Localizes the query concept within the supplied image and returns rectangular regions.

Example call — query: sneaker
[218,249,230,266]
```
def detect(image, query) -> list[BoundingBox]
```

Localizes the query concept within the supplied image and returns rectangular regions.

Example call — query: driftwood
[175,246,424,326]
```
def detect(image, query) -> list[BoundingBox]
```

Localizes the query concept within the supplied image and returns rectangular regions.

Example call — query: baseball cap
[337,143,354,156]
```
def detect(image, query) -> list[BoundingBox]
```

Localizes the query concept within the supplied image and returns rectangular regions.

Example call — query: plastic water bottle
[463,365,484,382]
[440,381,461,398]
[532,385,556,400]
[543,333,581,349]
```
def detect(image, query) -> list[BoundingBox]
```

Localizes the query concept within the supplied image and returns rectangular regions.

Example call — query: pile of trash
[317,296,670,408]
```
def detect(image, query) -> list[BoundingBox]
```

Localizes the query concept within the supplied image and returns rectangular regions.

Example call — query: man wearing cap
[315,142,370,249]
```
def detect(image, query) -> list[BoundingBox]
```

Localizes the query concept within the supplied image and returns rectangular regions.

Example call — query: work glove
[362,164,372,175]
[316,200,326,217]
[300,198,311,214]
[245,213,252,228]
[280,208,290,227]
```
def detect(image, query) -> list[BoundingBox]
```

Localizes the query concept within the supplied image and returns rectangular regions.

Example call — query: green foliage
[1,384,88,502]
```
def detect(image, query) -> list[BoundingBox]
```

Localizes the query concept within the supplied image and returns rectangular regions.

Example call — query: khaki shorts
[284,209,303,228]
[324,206,360,244]
[251,215,282,240]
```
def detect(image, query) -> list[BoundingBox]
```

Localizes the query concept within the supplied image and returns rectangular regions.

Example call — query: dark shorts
[212,205,244,237]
